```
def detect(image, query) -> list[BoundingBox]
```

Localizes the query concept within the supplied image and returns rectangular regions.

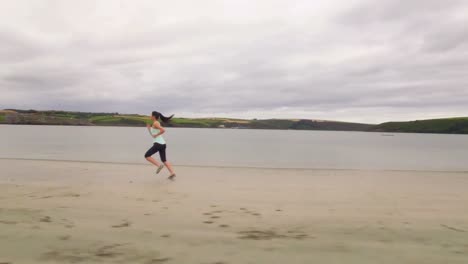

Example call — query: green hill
[2,109,467,134]
[0,109,372,131]
[371,117,468,134]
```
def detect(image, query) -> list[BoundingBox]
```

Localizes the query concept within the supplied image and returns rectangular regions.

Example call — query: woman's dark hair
[152,111,173,123]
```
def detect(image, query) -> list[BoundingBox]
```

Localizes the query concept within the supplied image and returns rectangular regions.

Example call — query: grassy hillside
[4,109,466,134]
[371,117,468,134]
[0,109,373,131]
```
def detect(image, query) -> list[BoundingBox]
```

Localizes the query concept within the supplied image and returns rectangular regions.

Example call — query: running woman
[144,111,176,180]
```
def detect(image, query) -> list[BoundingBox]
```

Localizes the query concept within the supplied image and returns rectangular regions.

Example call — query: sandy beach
[1,158,467,264]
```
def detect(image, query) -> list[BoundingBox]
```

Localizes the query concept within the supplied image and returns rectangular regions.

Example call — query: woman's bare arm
[146,123,153,136]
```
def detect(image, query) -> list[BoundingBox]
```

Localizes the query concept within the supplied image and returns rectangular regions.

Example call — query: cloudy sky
[1,0,467,123]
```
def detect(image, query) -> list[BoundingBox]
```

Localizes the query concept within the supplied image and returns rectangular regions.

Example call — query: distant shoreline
[1,109,467,134]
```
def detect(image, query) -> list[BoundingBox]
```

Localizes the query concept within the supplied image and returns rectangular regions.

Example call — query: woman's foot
[156,165,164,174]
[168,174,176,180]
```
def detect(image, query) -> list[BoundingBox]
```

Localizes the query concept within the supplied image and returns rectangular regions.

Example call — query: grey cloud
[0,31,45,62]
[338,0,463,25]
[422,24,468,53]
[3,70,84,91]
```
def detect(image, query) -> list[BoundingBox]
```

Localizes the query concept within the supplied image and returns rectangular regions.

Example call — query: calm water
[1,125,467,171]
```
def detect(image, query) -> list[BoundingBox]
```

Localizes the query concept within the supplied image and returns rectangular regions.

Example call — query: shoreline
[1,157,468,173]
[3,122,468,136]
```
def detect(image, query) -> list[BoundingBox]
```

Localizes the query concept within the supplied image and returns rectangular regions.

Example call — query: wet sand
[1,159,467,264]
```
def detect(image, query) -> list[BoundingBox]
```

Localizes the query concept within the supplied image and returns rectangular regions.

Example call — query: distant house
[218,125,225,128]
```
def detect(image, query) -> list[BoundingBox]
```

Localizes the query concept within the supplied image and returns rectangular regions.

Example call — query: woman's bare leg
[145,156,161,167]
[164,161,176,175]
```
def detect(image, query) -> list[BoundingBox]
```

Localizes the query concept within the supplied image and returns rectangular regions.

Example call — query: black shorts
[144,143,167,162]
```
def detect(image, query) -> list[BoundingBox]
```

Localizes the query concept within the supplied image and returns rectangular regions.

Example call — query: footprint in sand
[440,224,467,233]
[148,257,172,263]
[293,234,309,240]
[112,221,131,228]
[94,244,126,258]
[219,224,230,228]
[39,216,52,223]
[286,230,310,240]
[61,192,80,198]
[58,235,71,241]
[238,229,310,240]
[0,220,17,225]
[210,216,220,219]
[161,234,171,238]
[237,230,284,240]
[203,221,214,224]
[41,243,128,260]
